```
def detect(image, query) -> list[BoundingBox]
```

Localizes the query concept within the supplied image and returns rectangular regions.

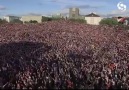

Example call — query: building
[85,13,103,25]
[69,7,80,19]
[3,16,20,22]
[21,15,42,23]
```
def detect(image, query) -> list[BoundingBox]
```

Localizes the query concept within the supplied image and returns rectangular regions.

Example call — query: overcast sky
[0,0,129,17]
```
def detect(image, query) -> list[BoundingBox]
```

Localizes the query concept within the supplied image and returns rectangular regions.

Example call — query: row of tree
[0,17,86,24]
[99,18,120,25]
[41,16,122,25]
[0,19,23,24]
[0,17,127,26]
[0,19,8,24]
[42,16,86,23]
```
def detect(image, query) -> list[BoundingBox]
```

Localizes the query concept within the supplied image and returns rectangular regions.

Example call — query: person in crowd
[0,20,129,89]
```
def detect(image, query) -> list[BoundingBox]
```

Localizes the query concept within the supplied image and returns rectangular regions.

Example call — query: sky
[0,0,129,17]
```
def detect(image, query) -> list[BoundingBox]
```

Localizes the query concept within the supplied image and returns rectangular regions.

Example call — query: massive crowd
[0,20,129,89]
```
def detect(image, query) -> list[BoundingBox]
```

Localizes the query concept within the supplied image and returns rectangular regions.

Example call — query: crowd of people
[0,20,129,89]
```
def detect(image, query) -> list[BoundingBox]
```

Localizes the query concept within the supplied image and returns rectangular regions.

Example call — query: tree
[24,21,29,24]
[29,20,38,23]
[42,16,52,22]
[42,16,64,22]
[10,19,23,24]
[69,18,87,24]
[99,18,119,25]
[0,19,8,24]
[51,17,62,21]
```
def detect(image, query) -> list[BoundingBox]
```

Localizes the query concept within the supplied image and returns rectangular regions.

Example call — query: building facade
[69,8,80,19]
[85,13,103,25]
[21,15,42,23]
[3,16,20,22]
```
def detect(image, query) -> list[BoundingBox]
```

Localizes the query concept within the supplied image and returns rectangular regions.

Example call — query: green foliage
[10,19,23,24]
[42,16,52,22]
[42,16,62,22]
[24,20,38,24]
[0,19,8,24]
[69,18,86,23]
[24,21,29,24]
[99,18,119,25]
[29,20,38,23]
[51,17,62,21]
[42,16,86,23]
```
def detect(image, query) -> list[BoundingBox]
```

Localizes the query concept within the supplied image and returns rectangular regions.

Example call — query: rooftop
[85,13,100,17]
[4,15,20,18]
